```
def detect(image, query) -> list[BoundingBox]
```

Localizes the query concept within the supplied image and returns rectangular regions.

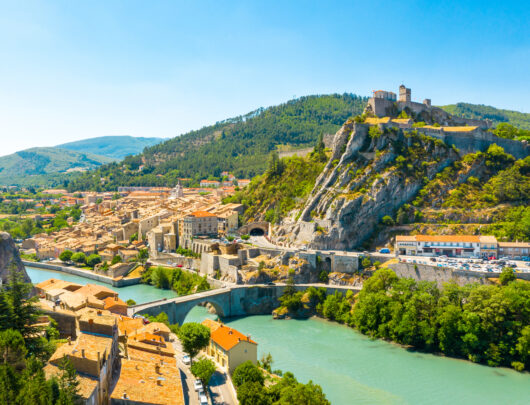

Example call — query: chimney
[114,295,118,301]
[122,392,128,399]
[67,337,71,345]
[157,379,162,386]
[89,318,94,325]
[81,349,85,357]
[155,364,160,374]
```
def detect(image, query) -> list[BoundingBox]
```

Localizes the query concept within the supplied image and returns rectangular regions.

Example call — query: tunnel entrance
[249,228,265,236]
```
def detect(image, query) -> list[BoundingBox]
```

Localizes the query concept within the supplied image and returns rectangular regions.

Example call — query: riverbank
[22,260,141,287]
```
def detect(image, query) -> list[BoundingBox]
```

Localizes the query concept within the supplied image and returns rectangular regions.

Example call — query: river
[27,266,530,405]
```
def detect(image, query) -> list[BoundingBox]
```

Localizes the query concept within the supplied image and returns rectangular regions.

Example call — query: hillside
[66,94,368,191]
[58,135,165,159]
[0,147,113,187]
[231,113,530,249]
[440,103,530,130]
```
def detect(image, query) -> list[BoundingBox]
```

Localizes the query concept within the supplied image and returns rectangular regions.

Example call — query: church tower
[399,84,411,102]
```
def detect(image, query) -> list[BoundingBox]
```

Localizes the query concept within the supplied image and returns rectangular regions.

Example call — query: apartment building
[395,235,499,258]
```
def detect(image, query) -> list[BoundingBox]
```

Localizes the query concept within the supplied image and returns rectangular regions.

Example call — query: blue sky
[0,0,528,155]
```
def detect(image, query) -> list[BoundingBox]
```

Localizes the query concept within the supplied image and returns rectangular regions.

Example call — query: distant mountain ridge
[0,147,114,186]
[58,135,165,160]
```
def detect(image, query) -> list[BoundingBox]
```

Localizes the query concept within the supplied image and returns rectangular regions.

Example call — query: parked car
[199,392,208,405]
[379,248,391,254]
[194,379,204,392]
[182,355,191,366]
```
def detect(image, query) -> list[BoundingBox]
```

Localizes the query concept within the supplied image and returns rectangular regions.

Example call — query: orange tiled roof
[190,211,216,218]
[103,296,127,309]
[203,320,256,351]
[110,359,184,405]
[117,316,145,336]
[415,235,480,243]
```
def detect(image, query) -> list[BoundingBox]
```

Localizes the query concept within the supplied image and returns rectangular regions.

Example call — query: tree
[275,380,330,405]
[190,358,216,387]
[259,353,273,373]
[0,329,27,367]
[4,267,42,351]
[71,252,86,265]
[59,250,73,262]
[381,215,394,226]
[177,323,210,360]
[126,299,136,306]
[137,248,149,265]
[111,255,122,265]
[86,254,101,268]
[499,267,516,285]
[237,381,271,405]
[232,361,264,387]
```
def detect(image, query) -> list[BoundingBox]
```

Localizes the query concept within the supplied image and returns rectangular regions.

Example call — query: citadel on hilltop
[365,84,489,128]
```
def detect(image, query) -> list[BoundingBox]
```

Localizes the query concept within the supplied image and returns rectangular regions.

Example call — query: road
[172,333,238,405]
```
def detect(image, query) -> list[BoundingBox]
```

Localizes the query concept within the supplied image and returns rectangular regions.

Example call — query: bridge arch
[176,298,227,326]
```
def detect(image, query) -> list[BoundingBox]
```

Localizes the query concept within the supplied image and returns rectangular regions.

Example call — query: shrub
[86,254,102,268]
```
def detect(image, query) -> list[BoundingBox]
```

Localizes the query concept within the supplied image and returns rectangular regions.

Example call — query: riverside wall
[388,262,530,287]
[22,261,141,287]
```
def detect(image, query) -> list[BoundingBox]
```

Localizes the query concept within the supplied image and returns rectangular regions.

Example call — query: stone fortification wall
[388,262,530,287]
[415,127,529,160]
[41,307,77,339]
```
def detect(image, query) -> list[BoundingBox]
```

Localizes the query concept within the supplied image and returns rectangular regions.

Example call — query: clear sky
[0,0,528,156]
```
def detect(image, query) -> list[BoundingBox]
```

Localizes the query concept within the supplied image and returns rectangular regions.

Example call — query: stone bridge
[128,284,361,325]
[238,221,270,236]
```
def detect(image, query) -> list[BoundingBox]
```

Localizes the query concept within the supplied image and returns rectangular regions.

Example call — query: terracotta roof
[395,235,417,242]
[35,278,82,292]
[190,211,216,218]
[203,320,256,352]
[49,333,112,365]
[117,316,145,336]
[110,359,184,405]
[479,235,498,244]
[415,235,480,243]
[76,284,117,299]
[127,347,176,366]
[103,296,127,309]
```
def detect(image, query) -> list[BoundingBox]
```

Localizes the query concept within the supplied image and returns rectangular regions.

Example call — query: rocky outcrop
[273,122,459,250]
[0,232,31,284]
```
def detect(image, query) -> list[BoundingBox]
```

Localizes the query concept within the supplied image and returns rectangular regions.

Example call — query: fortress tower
[399,85,411,102]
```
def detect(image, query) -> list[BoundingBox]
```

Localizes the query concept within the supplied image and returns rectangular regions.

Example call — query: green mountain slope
[0,147,114,186]
[66,94,368,191]
[440,103,530,130]
[58,135,165,159]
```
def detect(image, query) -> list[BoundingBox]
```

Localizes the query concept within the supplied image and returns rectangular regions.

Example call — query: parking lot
[398,255,530,274]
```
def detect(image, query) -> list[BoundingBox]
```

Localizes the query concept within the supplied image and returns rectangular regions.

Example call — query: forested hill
[58,135,165,160]
[440,103,530,130]
[66,94,368,191]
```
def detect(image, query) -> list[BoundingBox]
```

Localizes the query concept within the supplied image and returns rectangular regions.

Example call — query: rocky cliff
[273,121,460,249]
[0,232,31,284]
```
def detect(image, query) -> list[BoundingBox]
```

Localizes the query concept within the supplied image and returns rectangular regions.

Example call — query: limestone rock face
[274,121,459,250]
[0,232,31,284]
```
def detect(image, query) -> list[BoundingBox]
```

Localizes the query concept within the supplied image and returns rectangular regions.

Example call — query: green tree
[237,381,270,405]
[137,248,149,265]
[190,358,216,387]
[70,252,86,265]
[126,299,136,306]
[275,380,330,405]
[58,250,73,262]
[232,361,264,387]
[177,323,210,361]
[0,329,27,367]
[499,267,516,285]
[86,254,101,268]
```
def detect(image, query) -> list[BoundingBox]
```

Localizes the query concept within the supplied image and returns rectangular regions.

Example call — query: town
[35,276,255,405]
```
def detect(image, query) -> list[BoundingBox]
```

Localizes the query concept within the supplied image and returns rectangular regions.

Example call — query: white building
[395,235,498,258]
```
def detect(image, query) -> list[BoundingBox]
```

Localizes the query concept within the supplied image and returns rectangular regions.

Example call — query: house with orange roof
[201,319,257,374]
[103,295,128,316]
[110,359,184,405]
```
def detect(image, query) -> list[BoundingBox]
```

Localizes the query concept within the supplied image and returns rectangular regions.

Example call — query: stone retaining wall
[23,261,141,287]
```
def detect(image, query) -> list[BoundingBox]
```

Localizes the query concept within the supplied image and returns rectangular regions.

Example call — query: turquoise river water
[27,266,530,405]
